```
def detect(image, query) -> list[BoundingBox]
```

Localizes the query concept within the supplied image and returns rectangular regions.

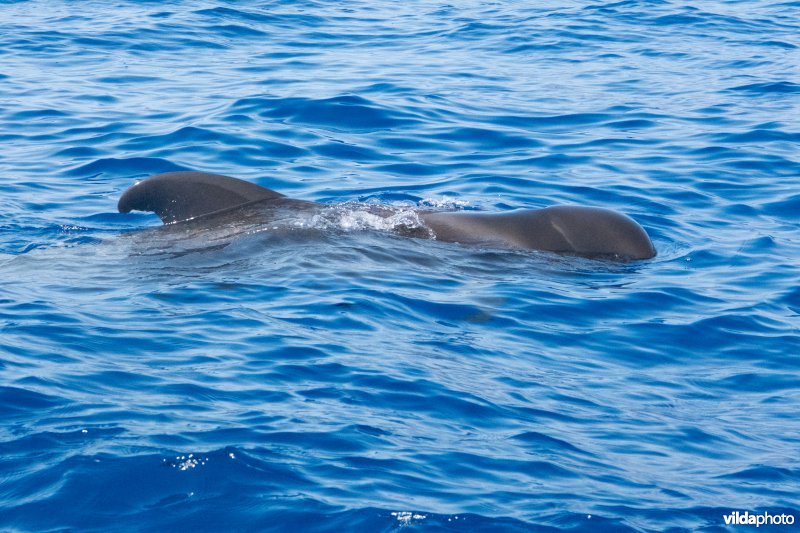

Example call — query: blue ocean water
[1,0,799,530]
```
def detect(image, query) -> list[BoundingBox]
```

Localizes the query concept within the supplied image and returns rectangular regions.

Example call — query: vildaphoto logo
[723,511,795,527]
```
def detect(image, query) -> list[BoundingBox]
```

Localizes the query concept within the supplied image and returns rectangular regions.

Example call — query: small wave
[66,157,188,177]
[230,95,422,132]
[10,108,69,120]
[95,75,162,84]
[727,81,800,94]
[117,126,245,151]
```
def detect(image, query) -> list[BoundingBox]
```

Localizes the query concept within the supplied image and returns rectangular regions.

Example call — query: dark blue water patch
[494,113,613,131]
[55,122,132,140]
[232,95,423,132]
[66,157,189,178]
[0,218,110,254]
[73,36,122,49]
[717,154,797,174]
[603,119,659,130]
[505,154,593,169]
[0,445,556,531]
[118,126,245,151]
[633,48,691,60]
[651,13,716,27]
[744,39,798,49]
[558,138,661,153]
[377,135,452,153]
[311,141,389,162]
[53,146,105,158]
[9,108,69,120]
[432,127,544,150]
[727,81,800,94]
[221,113,256,124]
[195,6,326,29]
[208,24,269,38]
[511,431,592,457]
[713,128,800,143]
[763,193,800,220]
[718,465,799,484]
[62,235,103,246]
[707,372,799,394]
[686,145,741,160]
[0,387,66,417]
[95,75,163,84]
[0,449,307,531]
[372,162,445,176]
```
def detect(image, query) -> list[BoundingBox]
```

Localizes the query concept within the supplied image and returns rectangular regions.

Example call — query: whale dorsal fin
[118,171,285,224]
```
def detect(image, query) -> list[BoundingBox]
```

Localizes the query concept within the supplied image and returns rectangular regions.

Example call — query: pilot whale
[118,171,656,260]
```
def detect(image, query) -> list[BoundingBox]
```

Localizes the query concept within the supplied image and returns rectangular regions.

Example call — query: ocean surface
[1,1,799,531]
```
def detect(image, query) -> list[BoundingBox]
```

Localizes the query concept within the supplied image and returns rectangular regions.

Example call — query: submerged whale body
[118,171,656,260]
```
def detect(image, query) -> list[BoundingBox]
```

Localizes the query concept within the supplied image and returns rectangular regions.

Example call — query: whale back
[421,206,656,259]
[118,171,656,260]
[511,206,656,259]
[118,171,285,224]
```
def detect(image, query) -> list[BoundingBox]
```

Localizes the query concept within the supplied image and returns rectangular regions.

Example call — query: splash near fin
[118,171,284,224]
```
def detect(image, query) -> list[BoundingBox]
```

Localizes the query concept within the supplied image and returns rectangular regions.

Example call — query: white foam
[419,196,471,209]
[297,204,433,236]
[391,511,427,525]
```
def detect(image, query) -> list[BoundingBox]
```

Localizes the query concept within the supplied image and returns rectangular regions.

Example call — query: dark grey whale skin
[118,171,656,260]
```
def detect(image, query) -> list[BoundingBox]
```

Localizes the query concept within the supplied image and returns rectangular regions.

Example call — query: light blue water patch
[1,1,799,531]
